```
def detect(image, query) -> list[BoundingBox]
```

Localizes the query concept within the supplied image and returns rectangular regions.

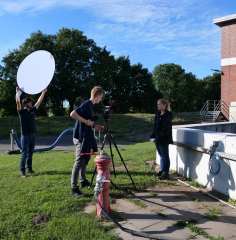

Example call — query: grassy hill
[0,113,155,139]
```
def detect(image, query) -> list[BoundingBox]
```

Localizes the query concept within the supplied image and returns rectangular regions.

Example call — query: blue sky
[0,0,236,79]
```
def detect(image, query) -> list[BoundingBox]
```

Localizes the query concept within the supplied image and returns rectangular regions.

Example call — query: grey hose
[93,192,181,240]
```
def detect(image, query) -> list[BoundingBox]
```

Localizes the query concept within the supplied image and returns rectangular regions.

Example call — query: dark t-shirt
[73,100,93,141]
[18,106,36,135]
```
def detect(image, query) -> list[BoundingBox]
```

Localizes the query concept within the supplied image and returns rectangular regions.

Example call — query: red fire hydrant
[94,150,112,218]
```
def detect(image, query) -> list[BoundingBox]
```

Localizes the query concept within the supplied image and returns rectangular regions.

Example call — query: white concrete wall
[230,102,236,122]
[172,126,236,154]
[156,124,236,200]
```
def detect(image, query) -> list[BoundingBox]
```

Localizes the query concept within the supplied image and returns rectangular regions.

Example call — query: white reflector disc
[17,50,55,95]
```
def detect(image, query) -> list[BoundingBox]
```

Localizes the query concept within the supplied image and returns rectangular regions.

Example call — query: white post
[10,130,14,151]
[99,131,100,147]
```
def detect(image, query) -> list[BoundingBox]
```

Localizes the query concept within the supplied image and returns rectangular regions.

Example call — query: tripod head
[102,99,115,122]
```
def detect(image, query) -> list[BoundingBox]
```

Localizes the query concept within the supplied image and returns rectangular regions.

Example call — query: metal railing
[200,100,235,123]
[200,100,220,122]
[172,111,201,121]
[129,116,155,132]
[129,112,201,132]
[220,100,235,122]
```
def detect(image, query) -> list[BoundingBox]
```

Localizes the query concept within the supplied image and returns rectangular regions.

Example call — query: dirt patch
[110,164,132,170]
[32,215,49,225]
[119,148,125,151]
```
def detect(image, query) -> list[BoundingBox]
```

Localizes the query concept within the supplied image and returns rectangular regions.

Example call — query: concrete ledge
[173,141,236,162]
[156,122,236,200]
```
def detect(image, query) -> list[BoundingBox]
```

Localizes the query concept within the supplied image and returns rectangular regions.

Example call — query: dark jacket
[150,110,173,144]
[80,126,98,165]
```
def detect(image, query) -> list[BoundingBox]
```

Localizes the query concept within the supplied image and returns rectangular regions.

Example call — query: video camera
[102,98,115,121]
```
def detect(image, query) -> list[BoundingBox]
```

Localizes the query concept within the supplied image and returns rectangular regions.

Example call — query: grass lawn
[0,142,157,239]
[0,113,155,139]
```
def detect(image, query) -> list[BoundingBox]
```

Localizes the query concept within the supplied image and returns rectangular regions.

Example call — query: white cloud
[0,0,223,65]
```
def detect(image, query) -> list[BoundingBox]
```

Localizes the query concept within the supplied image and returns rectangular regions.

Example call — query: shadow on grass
[33,170,72,176]
[108,170,156,176]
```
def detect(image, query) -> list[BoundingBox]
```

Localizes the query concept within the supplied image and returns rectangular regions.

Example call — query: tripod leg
[89,165,97,188]
[107,135,116,178]
[110,135,137,190]
[101,133,108,150]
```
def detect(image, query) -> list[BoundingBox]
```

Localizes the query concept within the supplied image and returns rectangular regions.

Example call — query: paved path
[85,175,236,240]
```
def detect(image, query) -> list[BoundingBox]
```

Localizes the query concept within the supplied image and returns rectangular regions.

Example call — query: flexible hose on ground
[93,192,181,240]
[13,128,74,152]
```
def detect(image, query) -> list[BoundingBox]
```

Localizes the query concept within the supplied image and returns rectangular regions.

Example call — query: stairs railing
[221,100,235,122]
[200,100,235,123]
[200,100,220,122]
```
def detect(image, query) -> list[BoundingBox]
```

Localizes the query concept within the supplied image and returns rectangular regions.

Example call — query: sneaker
[157,173,169,180]
[27,170,35,174]
[80,179,90,189]
[70,187,86,197]
[21,173,27,178]
[156,171,163,178]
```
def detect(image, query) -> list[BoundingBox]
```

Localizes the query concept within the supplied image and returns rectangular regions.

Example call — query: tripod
[89,119,137,190]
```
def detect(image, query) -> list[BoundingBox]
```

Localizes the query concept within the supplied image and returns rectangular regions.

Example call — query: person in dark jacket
[150,99,173,180]
[70,86,104,197]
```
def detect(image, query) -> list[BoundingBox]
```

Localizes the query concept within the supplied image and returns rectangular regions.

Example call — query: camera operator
[70,86,104,197]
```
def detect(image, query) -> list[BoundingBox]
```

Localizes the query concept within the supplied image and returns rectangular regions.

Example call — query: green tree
[152,63,198,112]
[130,63,162,113]
[109,56,132,113]
[194,73,221,110]
[52,28,95,115]
[107,58,162,113]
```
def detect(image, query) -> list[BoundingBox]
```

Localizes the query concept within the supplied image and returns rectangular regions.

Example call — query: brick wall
[222,26,230,59]
[221,22,236,106]
[221,65,236,106]
[230,24,236,58]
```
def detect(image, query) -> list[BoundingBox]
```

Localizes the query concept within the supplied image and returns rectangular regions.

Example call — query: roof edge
[213,14,236,27]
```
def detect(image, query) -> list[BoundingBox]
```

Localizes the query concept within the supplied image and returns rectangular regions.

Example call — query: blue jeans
[155,143,170,175]
[20,135,36,173]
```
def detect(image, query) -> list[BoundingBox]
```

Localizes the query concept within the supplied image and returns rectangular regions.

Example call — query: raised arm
[70,110,94,127]
[34,88,47,109]
[15,87,22,111]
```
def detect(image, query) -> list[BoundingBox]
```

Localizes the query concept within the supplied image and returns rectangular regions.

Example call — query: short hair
[91,86,104,98]
[158,99,170,111]
[22,98,32,107]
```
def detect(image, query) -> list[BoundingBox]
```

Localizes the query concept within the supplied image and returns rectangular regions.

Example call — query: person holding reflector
[15,50,55,177]
[16,87,47,177]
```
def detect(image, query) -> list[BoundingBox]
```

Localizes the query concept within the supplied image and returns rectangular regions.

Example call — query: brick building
[214,14,236,120]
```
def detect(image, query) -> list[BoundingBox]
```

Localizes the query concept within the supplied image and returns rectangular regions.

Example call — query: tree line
[0,28,221,117]
[152,63,221,112]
